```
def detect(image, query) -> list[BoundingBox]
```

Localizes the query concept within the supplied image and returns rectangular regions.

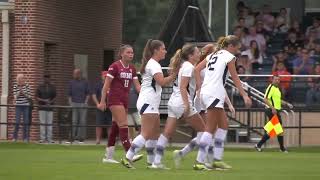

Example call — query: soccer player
[255,75,293,152]
[193,35,252,170]
[98,44,142,163]
[173,44,235,168]
[121,39,177,168]
[149,44,206,169]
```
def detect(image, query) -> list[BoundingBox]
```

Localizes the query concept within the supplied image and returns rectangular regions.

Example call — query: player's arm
[195,60,206,91]
[133,78,141,93]
[180,76,191,117]
[153,72,176,87]
[228,59,252,107]
[224,89,235,115]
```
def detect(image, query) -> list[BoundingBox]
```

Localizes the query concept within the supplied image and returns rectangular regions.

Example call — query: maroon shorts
[107,96,128,109]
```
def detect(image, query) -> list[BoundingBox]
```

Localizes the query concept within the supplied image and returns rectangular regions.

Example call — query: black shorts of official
[265,108,283,124]
[96,109,112,126]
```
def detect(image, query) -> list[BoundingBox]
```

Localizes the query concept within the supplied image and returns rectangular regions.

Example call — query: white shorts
[136,101,159,115]
[194,95,207,113]
[167,104,198,119]
[127,111,141,126]
[201,93,225,109]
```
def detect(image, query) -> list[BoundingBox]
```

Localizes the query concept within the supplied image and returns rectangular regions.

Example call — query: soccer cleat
[102,158,120,164]
[147,163,170,170]
[212,161,232,170]
[173,150,182,168]
[204,163,213,169]
[121,158,135,169]
[193,163,211,171]
[280,148,289,153]
[132,154,143,162]
[254,144,262,152]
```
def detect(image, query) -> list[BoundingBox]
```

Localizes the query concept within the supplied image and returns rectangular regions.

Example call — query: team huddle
[98,35,252,170]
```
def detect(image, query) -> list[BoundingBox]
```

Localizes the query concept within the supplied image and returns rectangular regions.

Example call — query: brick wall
[3,0,123,141]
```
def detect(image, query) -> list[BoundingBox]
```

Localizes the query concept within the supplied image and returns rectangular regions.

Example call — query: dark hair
[140,39,164,74]
[118,44,133,59]
[215,35,241,53]
[250,40,260,59]
[169,44,198,73]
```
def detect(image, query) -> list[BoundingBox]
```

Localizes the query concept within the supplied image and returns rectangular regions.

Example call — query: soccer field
[0,143,319,180]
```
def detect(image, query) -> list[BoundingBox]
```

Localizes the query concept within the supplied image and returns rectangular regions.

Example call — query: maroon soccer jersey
[106,60,137,109]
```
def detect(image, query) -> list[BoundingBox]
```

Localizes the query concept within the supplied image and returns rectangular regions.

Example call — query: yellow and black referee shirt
[264,84,282,110]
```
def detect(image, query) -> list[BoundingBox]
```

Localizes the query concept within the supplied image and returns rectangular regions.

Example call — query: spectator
[237,6,255,28]
[305,64,320,106]
[311,40,320,63]
[237,65,250,82]
[236,1,246,14]
[288,19,304,40]
[293,48,315,75]
[272,62,292,98]
[273,50,292,73]
[233,18,249,34]
[256,20,269,38]
[243,26,266,55]
[283,31,303,55]
[92,71,112,145]
[274,8,290,33]
[242,40,263,71]
[12,74,31,142]
[305,28,318,50]
[256,4,275,32]
[236,54,251,74]
[36,74,56,143]
[68,69,90,143]
[305,17,320,39]
[127,83,141,141]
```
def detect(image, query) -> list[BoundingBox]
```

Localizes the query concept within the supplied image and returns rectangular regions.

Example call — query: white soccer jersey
[200,50,235,108]
[168,61,197,118]
[137,58,163,107]
[170,61,196,103]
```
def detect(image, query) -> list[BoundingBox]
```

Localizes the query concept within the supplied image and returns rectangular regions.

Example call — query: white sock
[196,132,204,144]
[126,134,145,161]
[213,128,227,161]
[145,139,157,164]
[180,137,197,157]
[106,146,115,159]
[196,132,213,163]
[206,138,215,164]
[153,134,168,165]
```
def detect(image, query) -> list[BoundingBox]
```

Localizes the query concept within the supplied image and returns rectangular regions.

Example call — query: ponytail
[140,39,164,74]
[169,49,183,74]
[216,35,240,52]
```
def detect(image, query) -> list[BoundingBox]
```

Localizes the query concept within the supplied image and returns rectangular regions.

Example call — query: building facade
[0,0,123,140]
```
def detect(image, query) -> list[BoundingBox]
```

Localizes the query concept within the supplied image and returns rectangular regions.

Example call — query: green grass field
[0,143,320,180]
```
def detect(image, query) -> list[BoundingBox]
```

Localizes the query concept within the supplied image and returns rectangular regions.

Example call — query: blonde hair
[215,35,240,53]
[199,43,217,64]
[169,44,197,73]
[140,39,164,74]
[118,44,133,59]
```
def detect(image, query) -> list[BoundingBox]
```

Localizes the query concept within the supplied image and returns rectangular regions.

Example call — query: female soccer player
[193,35,252,170]
[173,43,235,168]
[149,44,206,169]
[121,39,177,168]
[98,44,142,163]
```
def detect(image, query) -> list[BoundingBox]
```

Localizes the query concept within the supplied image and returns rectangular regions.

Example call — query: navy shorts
[96,109,112,126]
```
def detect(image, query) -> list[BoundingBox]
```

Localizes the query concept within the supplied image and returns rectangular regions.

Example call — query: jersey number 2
[124,80,129,87]
[208,56,218,71]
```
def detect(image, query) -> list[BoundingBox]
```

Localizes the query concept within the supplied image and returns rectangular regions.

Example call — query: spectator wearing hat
[92,71,112,144]
[36,74,57,143]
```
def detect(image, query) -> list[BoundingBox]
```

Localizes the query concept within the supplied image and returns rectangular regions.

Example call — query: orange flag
[263,115,283,138]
